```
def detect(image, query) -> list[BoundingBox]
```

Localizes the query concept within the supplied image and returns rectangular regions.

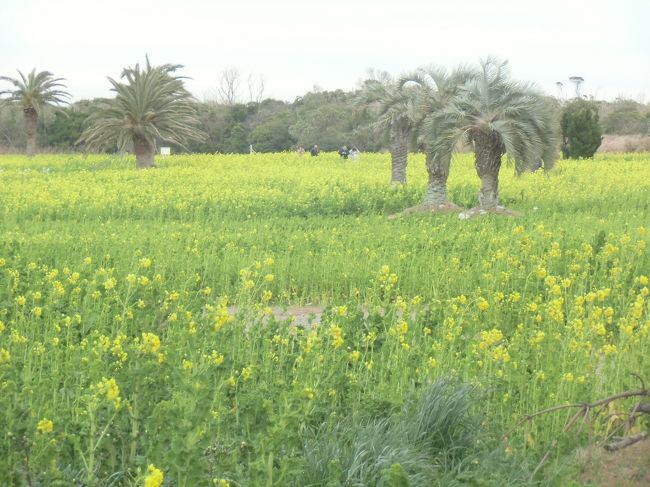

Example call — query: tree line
[1,64,648,158]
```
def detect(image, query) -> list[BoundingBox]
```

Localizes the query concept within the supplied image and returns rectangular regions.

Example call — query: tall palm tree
[401,66,476,209]
[78,58,205,168]
[0,69,70,156]
[428,58,557,213]
[359,72,419,185]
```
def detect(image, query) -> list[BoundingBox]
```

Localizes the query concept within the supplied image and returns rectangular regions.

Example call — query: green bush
[560,99,602,158]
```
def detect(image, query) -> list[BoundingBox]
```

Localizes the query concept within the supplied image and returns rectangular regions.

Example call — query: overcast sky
[1,0,648,103]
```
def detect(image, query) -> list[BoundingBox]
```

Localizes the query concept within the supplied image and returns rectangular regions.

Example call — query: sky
[1,0,649,103]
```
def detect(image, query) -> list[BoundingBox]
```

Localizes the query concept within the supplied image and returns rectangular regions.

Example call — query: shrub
[560,99,602,158]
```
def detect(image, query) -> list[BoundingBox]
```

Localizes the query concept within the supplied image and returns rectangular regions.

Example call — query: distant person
[249,144,256,154]
[310,144,320,156]
[349,147,360,161]
[297,146,305,156]
[338,145,349,159]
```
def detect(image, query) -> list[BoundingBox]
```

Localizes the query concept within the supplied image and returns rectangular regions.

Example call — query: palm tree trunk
[133,135,156,169]
[24,108,38,157]
[389,127,408,185]
[423,151,451,206]
[474,131,504,210]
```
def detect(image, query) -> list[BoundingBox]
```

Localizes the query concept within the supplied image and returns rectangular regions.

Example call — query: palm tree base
[458,206,521,220]
[388,202,463,219]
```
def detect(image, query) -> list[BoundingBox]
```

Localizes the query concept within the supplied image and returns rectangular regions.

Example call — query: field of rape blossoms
[0,152,649,486]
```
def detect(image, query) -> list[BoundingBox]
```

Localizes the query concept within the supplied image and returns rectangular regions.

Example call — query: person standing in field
[297,146,305,156]
[349,146,360,161]
[338,145,350,159]
[310,144,320,156]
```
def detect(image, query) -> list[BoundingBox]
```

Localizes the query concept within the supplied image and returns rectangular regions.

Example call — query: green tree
[44,106,89,150]
[402,65,476,208]
[0,69,70,156]
[223,123,249,153]
[560,99,602,158]
[78,58,205,168]
[601,99,648,135]
[359,73,418,185]
[0,103,26,149]
[290,90,355,151]
[428,58,557,211]
[249,112,296,152]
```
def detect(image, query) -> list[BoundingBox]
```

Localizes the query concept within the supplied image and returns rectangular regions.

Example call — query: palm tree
[359,72,419,185]
[400,66,476,210]
[0,69,70,156]
[78,58,205,168]
[427,58,557,214]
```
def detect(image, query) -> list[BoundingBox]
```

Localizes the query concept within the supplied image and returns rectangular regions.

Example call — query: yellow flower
[241,367,252,380]
[37,418,53,434]
[328,324,344,348]
[182,359,193,371]
[0,349,9,364]
[16,295,26,306]
[141,333,161,354]
[477,297,489,311]
[304,386,315,400]
[210,350,225,366]
[103,278,117,290]
[96,377,121,409]
[144,464,164,487]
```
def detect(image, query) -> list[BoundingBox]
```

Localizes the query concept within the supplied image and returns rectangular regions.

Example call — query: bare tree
[219,67,241,105]
[247,73,265,103]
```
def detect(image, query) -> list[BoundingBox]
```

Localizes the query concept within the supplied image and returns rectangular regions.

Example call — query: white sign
[160,147,171,156]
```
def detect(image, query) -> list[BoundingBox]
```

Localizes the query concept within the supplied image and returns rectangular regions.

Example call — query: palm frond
[78,58,206,152]
[0,69,71,114]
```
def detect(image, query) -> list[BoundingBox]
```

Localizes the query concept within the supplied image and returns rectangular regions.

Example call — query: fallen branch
[604,432,648,452]
[503,376,650,479]
[503,387,650,441]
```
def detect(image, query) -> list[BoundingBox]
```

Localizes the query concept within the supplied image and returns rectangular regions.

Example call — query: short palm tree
[428,58,557,213]
[0,69,70,157]
[359,73,419,185]
[401,65,476,210]
[78,58,205,168]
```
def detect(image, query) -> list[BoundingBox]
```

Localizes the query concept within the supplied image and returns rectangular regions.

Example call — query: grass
[0,151,649,485]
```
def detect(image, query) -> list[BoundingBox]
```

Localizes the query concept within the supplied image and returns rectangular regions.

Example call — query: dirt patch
[598,134,650,153]
[458,206,522,219]
[388,202,464,219]
[579,439,650,487]
[228,305,324,327]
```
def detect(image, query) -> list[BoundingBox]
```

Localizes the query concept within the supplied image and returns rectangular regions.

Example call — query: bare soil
[388,202,464,219]
[578,439,650,487]
[458,205,522,219]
